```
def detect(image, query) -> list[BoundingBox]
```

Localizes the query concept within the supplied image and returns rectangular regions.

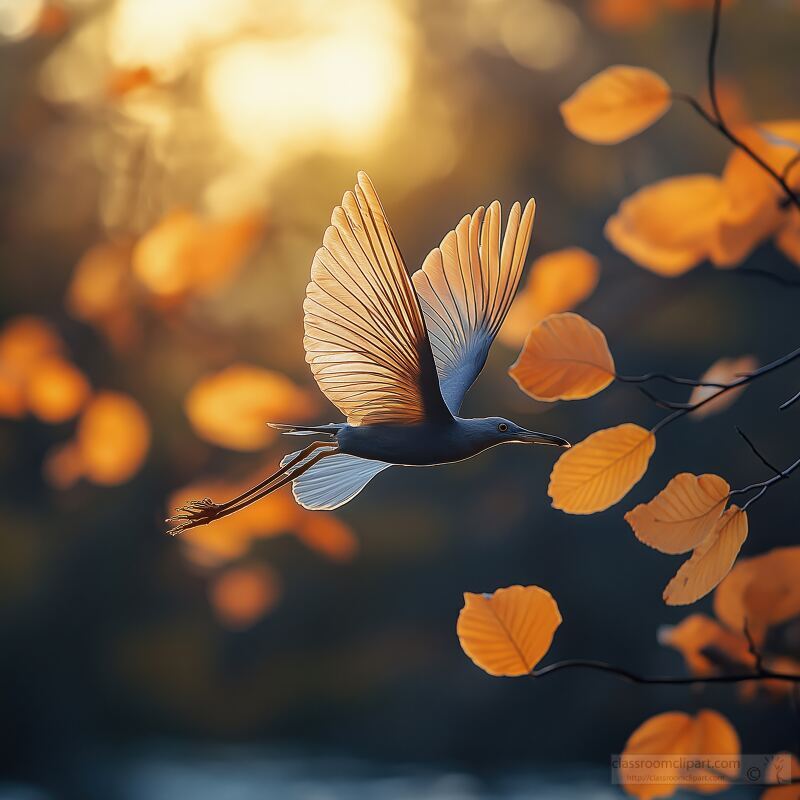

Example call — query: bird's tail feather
[280,448,391,510]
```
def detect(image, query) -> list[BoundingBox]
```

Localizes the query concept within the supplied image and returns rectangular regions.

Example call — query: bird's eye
[498,423,508,432]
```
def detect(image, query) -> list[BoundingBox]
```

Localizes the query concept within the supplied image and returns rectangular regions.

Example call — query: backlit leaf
[714,547,800,637]
[658,614,754,677]
[499,248,600,347]
[548,423,655,514]
[509,312,614,401]
[25,356,91,423]
[620,709,739,799]
[625,473,730,554]
[457,585,561,677]
[560,65,671,144]
[209,564,280,629]
[76,392,151,485]
[605,175,728,275]
[185,364,316,451]
[589,0,658,32]
[688,356,757,419]
[761,754,800,800]
[663,506,748,606]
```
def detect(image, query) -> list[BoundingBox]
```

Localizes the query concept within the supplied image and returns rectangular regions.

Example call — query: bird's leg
[167,441,338,535]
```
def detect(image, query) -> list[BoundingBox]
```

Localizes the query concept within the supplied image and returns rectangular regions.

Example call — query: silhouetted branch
[616,372,727,388]
[672,0,800,214]
[531,659,800,685]
[735,427,783,477]
[734,268,800,289]
[651,344,800,432]
[780,387,800,411]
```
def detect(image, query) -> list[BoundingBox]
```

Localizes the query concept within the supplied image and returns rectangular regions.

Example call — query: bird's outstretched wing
[412,199,536,413]
[304,172,451,425]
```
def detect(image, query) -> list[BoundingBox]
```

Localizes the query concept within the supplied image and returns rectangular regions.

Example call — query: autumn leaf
[663,506,748,606]
[24,356,91,423]
[209,564,281,629]
[625,473,730,554]
[688,355,757,419]
[714,547,800,638]
[589,0,658,32]
[457,585,562,677]
[605,175,729,275]
[548,423,655,514]
[499,248,600,347]
[185,364,316,451]
[76,392,151,485]
[620,709,739,799]
[560,65,671,145]
[658,614,754,677]
[509,312,615,401]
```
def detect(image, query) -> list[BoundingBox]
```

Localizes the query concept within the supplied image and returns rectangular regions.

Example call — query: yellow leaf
[560,65,671,145]
[620,709,739,799]
[688,355,757,419]
[625,473,730,554]
[185,364,316,451]
[548,423,655,514]
[457,585,561,677]
[605,175,728,275]
[663,506,748,606]
[499,248,600,347]
[508,312,615,401]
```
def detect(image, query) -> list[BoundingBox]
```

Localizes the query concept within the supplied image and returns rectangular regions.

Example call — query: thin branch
[531,659,800,685]
[735,427,783,477]
[780,387,800,411]
[651,343,800,433]
[729,454,800,512]
[735,268,800,289]
[616,372,728,389]
[781,150,800,182]
[707,0,724,124]
[743,619,764,674]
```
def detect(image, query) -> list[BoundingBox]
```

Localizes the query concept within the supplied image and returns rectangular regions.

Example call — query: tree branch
[531,659,800,685]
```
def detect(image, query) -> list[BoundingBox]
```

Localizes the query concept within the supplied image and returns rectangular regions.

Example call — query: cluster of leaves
[0,315,150,486]
[560,65,800,276]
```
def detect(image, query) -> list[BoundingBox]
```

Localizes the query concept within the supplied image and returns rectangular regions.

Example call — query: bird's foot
[166,497,222,535]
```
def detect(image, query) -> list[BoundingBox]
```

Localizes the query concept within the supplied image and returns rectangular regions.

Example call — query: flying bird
[168,172,569,534]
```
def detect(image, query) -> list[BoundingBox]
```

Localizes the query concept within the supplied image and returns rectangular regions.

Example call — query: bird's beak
[518,429,571,448]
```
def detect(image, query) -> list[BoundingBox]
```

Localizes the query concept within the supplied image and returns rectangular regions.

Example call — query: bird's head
[471,417,571,449]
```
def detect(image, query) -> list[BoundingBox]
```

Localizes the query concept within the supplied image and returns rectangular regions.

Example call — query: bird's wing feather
[304,172,451,425]
[281,449,391,510]
[412,199,535,413]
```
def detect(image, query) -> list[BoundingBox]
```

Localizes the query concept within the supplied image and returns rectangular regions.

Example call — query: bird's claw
[165,497,222,535]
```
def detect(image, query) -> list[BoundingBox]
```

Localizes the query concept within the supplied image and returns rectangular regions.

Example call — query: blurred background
[0,0,798,797]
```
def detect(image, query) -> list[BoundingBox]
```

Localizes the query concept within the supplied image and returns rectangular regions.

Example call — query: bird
[168,172,570,534]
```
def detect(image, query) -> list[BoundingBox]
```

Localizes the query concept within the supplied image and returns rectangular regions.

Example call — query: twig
[531,659,800,685]
[729,454,800,512]
[735,268,800,289]
[670,2,800,214]
[780,387,800,411]
[735,427,783,477]
[651,344,800,433]
[616,372,728,389]
[743,619,764,674]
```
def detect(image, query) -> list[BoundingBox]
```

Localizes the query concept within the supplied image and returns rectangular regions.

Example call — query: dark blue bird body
[337,417,565,466]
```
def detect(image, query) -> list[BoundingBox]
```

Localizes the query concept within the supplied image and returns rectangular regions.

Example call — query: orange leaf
[663,506,748,606]
[761,753,800,800]
[688,355,757,419]
[714,547,800,638]
[658,614,754,677]
[25,356,91,423]
[589,0,658,32]
[605,175,729,275]
[185,364,316,451]
[775,215,800,266]
[548,423,655,514]
[209,564,280,629]
[560,65,671,145]
[509,312,615,401]
[76,392,151,485]
[620,709,740,799]
[499,248,600,347]
[626,473,730,554]
[457,585,561,677]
